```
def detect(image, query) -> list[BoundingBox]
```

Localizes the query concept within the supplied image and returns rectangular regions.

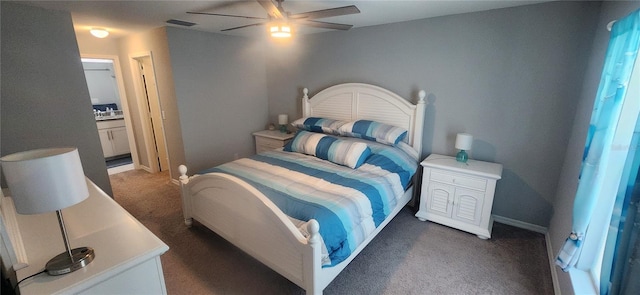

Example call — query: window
[570,48,640,294]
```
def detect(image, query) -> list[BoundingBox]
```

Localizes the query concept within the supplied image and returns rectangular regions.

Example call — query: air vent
[166,19,196,27]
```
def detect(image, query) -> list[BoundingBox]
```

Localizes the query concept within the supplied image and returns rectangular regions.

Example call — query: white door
[134,55,169,173]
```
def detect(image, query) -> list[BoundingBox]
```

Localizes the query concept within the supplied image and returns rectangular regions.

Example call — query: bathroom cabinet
[97,119,130,158]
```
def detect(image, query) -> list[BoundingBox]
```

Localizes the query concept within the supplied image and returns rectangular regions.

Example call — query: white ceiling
[23,0,552,39]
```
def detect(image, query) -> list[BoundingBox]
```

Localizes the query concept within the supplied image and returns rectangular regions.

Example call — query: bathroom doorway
[81,55,138,174]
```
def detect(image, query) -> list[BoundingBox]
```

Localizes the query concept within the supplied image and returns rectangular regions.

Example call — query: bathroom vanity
[96,118,130,158]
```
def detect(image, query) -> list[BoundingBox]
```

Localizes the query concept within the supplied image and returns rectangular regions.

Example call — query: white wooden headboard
[302,83,426,155]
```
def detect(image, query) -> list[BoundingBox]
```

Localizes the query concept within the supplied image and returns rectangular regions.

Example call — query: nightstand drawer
[256,136,286,150]
[430,170,487,191]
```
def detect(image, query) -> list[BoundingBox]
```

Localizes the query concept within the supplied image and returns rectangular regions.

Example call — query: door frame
[81,53,139,170]
[129,51,170,173]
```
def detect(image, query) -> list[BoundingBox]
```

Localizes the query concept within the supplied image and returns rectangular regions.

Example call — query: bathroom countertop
[95,115,124,121]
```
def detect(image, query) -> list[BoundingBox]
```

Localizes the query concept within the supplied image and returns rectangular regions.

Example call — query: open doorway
[81,55,138,175]
[130,52,170,173]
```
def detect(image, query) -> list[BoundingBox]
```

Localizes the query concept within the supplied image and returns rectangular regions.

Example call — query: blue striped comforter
[199,138,417,267]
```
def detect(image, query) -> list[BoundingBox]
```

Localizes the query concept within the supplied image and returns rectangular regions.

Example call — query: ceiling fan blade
[257,0,284,19]
[187,11,266,20]
[291,5,360,20]
[297,20,353,31]
[221,22,266,32]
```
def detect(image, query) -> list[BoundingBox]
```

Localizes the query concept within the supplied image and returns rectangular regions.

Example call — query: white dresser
[0,178,169,294]
[415,154,502,239]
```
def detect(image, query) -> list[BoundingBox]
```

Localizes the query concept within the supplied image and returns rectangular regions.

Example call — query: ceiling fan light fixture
[270,23,292,38]
[90,28,109,38]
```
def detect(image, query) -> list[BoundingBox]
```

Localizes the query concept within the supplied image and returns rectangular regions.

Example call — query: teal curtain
[555,9,640,271]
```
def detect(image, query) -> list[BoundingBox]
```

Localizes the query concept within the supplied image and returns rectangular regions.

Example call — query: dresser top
[421,154,503,179]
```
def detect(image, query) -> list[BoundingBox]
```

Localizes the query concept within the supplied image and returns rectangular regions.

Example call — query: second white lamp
[455,133,473,163]
[278,114,288,133]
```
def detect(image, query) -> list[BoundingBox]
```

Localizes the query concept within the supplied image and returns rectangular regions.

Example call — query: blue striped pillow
[290,117,347,135]
[284,131,371,169]
[338,120,407,146]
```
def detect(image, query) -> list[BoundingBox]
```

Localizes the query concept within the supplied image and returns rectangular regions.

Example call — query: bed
[178,83,426,294]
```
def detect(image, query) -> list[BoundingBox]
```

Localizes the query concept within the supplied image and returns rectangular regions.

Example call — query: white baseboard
[107,163,135,175]
[492,215,548,234]
[546,232,562,295]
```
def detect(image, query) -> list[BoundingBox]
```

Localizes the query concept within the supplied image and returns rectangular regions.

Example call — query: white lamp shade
[1,148,89,215]
[455,133,473,150]
[278,114,289,125]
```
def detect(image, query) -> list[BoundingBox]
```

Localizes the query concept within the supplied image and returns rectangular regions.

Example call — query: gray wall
[548,1,640,294]
[266,1,601,227]
[1,2,112,195]
[165,27,269,174]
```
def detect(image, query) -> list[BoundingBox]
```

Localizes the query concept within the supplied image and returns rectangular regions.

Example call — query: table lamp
[455,133,473,163]
[0,147,95,275]
[278,114,289,133]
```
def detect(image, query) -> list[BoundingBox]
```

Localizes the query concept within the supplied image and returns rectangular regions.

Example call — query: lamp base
[456,150,468,163]
[45,247,95,276]
[279,124,287,133]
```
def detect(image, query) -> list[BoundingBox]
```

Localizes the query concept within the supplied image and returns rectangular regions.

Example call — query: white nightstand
[415,154,502,239]
[252,130,295,154]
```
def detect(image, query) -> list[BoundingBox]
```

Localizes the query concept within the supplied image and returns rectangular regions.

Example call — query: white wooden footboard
[178,165,323,294]
[179,165,413,294]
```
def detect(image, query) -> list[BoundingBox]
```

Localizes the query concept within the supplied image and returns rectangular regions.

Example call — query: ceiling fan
[187,0,360,37]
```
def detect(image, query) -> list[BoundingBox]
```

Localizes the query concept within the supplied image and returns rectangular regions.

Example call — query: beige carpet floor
[110,169,555,295]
